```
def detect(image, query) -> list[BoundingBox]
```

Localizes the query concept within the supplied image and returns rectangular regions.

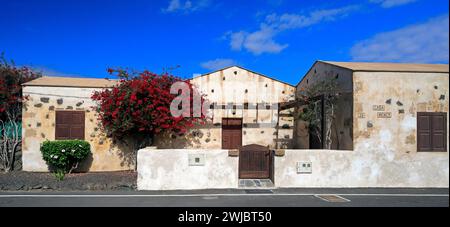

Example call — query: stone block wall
[22,86,135,172]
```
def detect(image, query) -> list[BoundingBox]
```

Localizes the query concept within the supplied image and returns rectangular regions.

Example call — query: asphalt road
[0,188,448,207]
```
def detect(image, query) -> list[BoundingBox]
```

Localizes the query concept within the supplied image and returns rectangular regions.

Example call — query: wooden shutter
[417,112,447,152]
[55,111,85,140]
[431,113,446,151]
[417,113,432,151]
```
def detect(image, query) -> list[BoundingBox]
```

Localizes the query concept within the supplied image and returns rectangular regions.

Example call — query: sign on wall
[372,105,385,111]
[377,112,392,118]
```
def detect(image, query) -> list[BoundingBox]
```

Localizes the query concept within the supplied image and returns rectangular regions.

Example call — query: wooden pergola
[276,95,326,149]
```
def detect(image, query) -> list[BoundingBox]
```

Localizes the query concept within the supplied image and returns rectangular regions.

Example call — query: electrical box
[188,154,205,166]
[297,161,312,174]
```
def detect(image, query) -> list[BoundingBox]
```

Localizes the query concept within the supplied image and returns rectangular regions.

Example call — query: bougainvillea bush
[91,69,207,149]
[0,54,41,121]
[1,53,41,172]
[41,140,91,180]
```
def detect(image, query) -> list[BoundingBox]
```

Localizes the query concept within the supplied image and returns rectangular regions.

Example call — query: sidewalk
[1,187,448,195]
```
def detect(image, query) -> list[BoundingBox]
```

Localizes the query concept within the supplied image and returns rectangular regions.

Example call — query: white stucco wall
[353,71,449,154]
[137,148,238,190]
[137,148,448,190]
[275,149,449,188]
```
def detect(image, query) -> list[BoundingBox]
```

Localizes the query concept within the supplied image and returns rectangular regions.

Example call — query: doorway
[222,118,242,149]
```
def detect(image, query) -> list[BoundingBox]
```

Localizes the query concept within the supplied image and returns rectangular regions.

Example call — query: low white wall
[137,148,238,190]
[138,148,448,190]
[275,149,449,188]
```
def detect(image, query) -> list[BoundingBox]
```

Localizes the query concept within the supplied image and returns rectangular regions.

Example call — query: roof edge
[193,65,295,87]
[22,76,118,88]
[319,60,450,73]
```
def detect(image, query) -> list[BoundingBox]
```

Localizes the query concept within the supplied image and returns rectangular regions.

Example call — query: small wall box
[188,154,206,166]
[297,161,312,174]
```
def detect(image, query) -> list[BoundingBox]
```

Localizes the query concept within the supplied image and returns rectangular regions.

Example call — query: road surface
[0,188,448,207]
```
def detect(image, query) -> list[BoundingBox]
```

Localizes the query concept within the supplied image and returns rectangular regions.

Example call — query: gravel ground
[0,171,137,191]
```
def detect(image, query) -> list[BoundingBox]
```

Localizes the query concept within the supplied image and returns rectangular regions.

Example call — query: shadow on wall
[153,124,211,149]
[113,137,139,168]
[75,152,93,172]
[64,135,137,172]
[293,120,309,149]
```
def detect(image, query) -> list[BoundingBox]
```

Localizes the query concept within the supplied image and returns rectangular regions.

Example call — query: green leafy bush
[41,140,91,180]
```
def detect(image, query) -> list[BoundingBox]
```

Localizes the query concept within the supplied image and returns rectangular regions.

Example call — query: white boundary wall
[137,148,448,190]
[275,149,449,188]
[137,148,238,190]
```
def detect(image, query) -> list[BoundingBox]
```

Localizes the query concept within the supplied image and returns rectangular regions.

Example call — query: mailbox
[297,161,312,174]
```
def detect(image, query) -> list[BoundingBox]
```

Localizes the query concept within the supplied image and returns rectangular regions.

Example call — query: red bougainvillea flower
[91,68,208,139]
[1,57,41,121]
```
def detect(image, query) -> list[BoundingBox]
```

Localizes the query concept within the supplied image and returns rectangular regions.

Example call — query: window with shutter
[55,111,85,140]
[417,112,447,152]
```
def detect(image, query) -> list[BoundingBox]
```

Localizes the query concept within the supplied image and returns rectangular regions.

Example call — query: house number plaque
[377,112,392,118]
[373,105,385,111]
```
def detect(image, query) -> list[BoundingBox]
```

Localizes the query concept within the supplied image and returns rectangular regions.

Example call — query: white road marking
[0,193,448,198]
[314,194,351,202]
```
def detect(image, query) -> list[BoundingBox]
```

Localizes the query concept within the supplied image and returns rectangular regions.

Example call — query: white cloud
[200,58,237,71]
[29,66,85,78]
[241,27,288,55]
[228,5,360,55]
[229,31,246,51]
[351,15,449,63]
[265,5,359,31]
[162,0,210,13]
[370,0,417,8]
[230,27,288,55]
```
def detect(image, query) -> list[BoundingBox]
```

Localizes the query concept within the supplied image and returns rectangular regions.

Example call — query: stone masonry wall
[22,86,135,172]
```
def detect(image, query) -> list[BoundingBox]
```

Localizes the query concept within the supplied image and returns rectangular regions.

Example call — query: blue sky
[0,0,448,85]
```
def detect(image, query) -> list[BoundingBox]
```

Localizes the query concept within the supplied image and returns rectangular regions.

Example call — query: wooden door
[239,144,272,179]
[222,118,242,149]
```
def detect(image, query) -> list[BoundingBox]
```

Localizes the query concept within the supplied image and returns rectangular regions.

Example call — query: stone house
[138,61,449,190]
[295,61,449,154]
[21,77,134,172]
[154,66,296,150]
[21,61,449,187]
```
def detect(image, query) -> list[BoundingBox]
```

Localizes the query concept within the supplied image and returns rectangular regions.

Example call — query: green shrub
[41,140,91,180]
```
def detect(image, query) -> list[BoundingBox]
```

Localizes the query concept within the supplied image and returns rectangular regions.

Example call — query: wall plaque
[372,105,385,111]
[377,112,392,118]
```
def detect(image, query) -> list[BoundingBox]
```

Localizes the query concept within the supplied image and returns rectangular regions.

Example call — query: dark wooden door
[417,112,447,152]
[55,111,85,140]
[222,118,242,149]
[239,144,272,179]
